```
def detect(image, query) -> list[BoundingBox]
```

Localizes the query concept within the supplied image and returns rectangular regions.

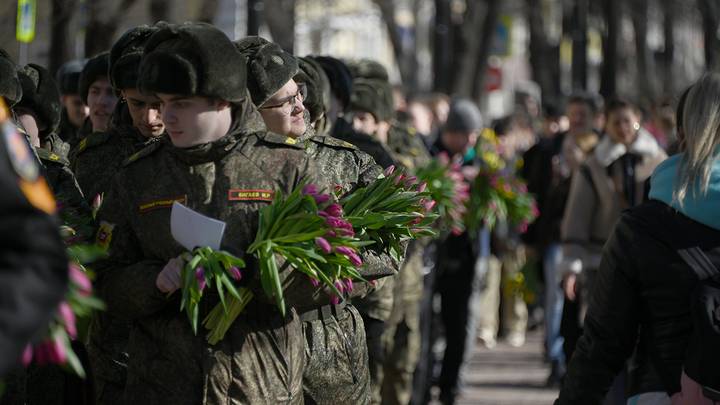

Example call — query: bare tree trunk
[373,0,414,88]
[85,0,139,56]
[471,0,501,103]
[571,0,588,91]
[599,0,619,99]
[264,0,295,53]
[49,0,77,76]
[660,0,675,96]
[150,0,171,22]
[451,1,482,97]
[433,0,453,93]
[248,0,263,36]
[197,0,220,23]
[631,0,654,102]
[697,0,720,71]
[526,0,559,104]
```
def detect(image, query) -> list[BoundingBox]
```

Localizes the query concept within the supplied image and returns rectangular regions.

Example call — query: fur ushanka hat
[16,63,62,133]
[235,36,299,107]
[138,22,248,103]
[109,24,160,92]
[79,52,110,105]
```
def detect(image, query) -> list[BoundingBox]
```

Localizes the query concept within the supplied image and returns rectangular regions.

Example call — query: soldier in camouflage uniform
[13,63,89,225]
[56,60,89,151]
[95,23,325,404]
[347,60,435,405]
[78,24,166,405]
[237,37,402,405]
[72,26,165,206]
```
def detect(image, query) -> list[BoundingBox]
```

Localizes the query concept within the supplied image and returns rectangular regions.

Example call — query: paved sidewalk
[433,329,559,405]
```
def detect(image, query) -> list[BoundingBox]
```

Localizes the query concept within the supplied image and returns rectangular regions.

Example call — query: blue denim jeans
[543,243,565,365]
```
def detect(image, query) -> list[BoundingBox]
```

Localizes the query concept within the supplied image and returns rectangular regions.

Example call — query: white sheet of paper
[170,202,226,251]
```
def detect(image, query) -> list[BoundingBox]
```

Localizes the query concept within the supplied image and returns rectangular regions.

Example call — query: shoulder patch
[75,132,112,157]
[312,136,358,150]
[258,132,304,149]
[36,148,70,166]
[123,141,164,167]
[96,220,115,250]
[3,122,39,182]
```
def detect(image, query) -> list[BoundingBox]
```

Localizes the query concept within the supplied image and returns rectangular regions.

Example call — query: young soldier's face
[61,94,89,128]
[121,89,165,138]
[352,111,379,136]
[156,94,230,148]
[259,79,306,138]
[87,78,117,132]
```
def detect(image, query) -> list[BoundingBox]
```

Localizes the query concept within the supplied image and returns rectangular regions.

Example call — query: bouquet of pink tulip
[415,152,471,236]
[21,246,105,377]
[247,183,372,318]
[340,165,439,263]
[178,247,249,336]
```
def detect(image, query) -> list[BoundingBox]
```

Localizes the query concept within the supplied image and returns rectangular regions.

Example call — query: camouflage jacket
[94,105,322,404]
[71,104,164,205]
[300,131,399,306]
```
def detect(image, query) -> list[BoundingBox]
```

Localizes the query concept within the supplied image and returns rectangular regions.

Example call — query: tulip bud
[51,336,67,364]
[324,203,343,218]
[334,279,345,294]
[58,301,77,339]
[344,278,354,292]
[195,267,206,292]
[315,237,332,254]
[309,278,320,288]
[22,344,33,366]
[229,266,243,281]
[417,182,427,193]
[69,264,92,296]
[330,295,341,305]
[314,194,330,204]
[394,174,405,186]
[384,165,396,177]
[302,184,318,196]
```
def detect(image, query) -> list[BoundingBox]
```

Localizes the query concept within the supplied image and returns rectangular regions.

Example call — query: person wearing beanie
[56,59,89,147]
[72,24,165,208]
[239,36,401,405]
[429,98,487,405]
[78,52,117,135]
[311,55,353,126]
[94,22,324,404]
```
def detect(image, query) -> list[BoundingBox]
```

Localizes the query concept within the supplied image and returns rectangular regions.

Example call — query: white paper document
[170,202,226,251]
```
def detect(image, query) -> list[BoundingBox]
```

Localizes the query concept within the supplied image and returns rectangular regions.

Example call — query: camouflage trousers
[380,297,421,405]
[301,304,371,405]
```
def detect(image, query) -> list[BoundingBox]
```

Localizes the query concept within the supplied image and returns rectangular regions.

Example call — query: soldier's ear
[214,99,231,111]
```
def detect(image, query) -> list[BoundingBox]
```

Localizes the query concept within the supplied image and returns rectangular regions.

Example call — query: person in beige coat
[559,99,667,402]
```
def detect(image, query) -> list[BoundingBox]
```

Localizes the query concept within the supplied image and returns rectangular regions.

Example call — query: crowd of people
[0,18,718,405]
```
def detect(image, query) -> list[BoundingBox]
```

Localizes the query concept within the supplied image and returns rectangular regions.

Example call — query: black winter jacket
[557,199,720,404]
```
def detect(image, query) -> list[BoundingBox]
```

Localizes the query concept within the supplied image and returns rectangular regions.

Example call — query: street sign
[16,0,37,43]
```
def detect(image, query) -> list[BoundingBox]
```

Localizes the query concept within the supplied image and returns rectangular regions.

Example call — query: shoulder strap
[677,247,720,281]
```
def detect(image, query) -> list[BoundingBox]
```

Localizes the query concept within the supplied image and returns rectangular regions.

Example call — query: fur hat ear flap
[0,50,22,106]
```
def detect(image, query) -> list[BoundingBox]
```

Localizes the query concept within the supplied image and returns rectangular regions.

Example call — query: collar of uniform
[169,132,241,165]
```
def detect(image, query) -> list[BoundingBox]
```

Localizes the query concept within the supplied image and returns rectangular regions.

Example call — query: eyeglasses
[260,82,307,112]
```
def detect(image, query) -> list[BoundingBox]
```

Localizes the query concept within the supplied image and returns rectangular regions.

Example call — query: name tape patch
[228,189,274,202]
[138,195,187,213]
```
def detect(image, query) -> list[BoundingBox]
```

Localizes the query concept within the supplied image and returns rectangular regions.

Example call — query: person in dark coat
[557,73,720,405]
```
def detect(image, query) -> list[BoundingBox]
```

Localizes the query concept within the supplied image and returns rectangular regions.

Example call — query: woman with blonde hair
[556,73,720,405]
